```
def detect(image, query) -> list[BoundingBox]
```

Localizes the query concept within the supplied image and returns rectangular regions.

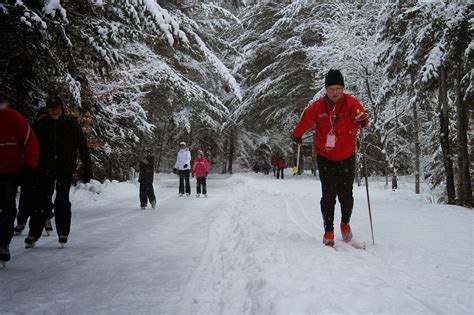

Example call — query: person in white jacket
[174,142,191,196]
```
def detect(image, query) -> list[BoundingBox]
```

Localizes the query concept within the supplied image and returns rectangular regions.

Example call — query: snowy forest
[0,0,472,207]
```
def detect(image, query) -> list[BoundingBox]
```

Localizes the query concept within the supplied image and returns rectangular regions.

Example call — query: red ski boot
[340,223,352,242]
[323,231,334,247]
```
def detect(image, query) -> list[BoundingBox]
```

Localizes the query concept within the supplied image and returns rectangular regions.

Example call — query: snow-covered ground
[1,171,472,315]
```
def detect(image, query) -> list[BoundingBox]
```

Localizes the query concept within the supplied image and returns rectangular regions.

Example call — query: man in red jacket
[0,92,39,265]
[292,69,368,246]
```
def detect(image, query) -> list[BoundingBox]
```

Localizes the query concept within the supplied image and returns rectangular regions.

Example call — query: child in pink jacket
[192,150,209,197]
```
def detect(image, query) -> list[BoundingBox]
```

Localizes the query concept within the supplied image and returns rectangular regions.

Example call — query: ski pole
[293,143,301,176]
[360,127,375,245]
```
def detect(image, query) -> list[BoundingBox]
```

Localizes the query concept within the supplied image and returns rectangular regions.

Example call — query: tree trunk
[222,138,228,174]
[439,65,456,204]
[455,70,472,207]
[411,73,421,194]
[227,130,235,174]
[156,120,169,173]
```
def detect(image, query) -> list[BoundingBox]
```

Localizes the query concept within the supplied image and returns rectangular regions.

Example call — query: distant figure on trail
[192,150,209,198]
[174,142,191,196]
[292,69,368,247]
[138,150,156,209]
[271,153,278,176]
[276,156,286,179]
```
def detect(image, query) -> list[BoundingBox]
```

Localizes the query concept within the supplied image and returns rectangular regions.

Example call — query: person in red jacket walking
[0,92,39,265]
[192,150,209,197]
[292,69,368,247]
[276,156,286,179]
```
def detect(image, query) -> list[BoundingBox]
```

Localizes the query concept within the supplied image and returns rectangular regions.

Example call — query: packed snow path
[1,172,472,314]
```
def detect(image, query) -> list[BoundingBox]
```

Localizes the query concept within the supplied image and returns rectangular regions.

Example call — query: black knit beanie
[46,96,64,109]
[325,69,345,88]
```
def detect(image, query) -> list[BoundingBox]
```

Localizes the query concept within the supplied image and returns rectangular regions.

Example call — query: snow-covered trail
[1,174,235,314]
[1,172,472,315]
[183,173,472,315]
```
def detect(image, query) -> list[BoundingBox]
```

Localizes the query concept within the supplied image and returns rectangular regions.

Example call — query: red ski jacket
[192,157,209,178]
[277,158,286,168]
[292,94,368,161]
[0,108,39,174]
[271,154,278,166]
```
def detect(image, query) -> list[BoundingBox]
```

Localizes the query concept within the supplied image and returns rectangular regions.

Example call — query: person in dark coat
[0,92,39,265]
[25,95,92,248]
[138,151,156,209]
[14,106,54,236]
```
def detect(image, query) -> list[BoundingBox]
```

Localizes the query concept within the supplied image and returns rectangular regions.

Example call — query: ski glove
[355,110,368,127]
[173,168,177,174]
[291,135,302,143]
[82,169,93,183]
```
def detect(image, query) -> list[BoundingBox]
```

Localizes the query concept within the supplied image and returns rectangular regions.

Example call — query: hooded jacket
[292,94,368,161]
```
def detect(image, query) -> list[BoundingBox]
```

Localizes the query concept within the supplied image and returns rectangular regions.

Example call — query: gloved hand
[206,172,208,177]
[173,168,177,174]
[291,134,302,143]
[183,164,188,168]
[82,169,93,183]
[191,172,194,178]
[355,110,368,127]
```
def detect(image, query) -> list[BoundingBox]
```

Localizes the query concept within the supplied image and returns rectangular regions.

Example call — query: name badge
[326,134,336,148]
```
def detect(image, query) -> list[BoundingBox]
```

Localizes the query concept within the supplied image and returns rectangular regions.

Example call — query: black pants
[140,182,156,207]
[196,177,207,195]
[17,170,54,226]
[29,175,72,239]
[0,173,18,246]
[178,170,191,194]
[317,155,355,232]
[276,168,284,179]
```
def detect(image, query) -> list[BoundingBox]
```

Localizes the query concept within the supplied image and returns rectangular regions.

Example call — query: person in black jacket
[138,151,156,210]
[14,107,54,236]
[25,96,92,248]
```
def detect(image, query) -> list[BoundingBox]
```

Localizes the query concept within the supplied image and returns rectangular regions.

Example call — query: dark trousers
[139,182,156,207]
[0,174,18,246]
[29,175,72,239]
[317,155,356,232]
[276,168,284,179]
[17,171,54,226]
[179,170,191,194]
[196,177,207,195]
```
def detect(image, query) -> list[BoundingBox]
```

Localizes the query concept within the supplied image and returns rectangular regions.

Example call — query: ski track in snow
[1,172,472,315]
